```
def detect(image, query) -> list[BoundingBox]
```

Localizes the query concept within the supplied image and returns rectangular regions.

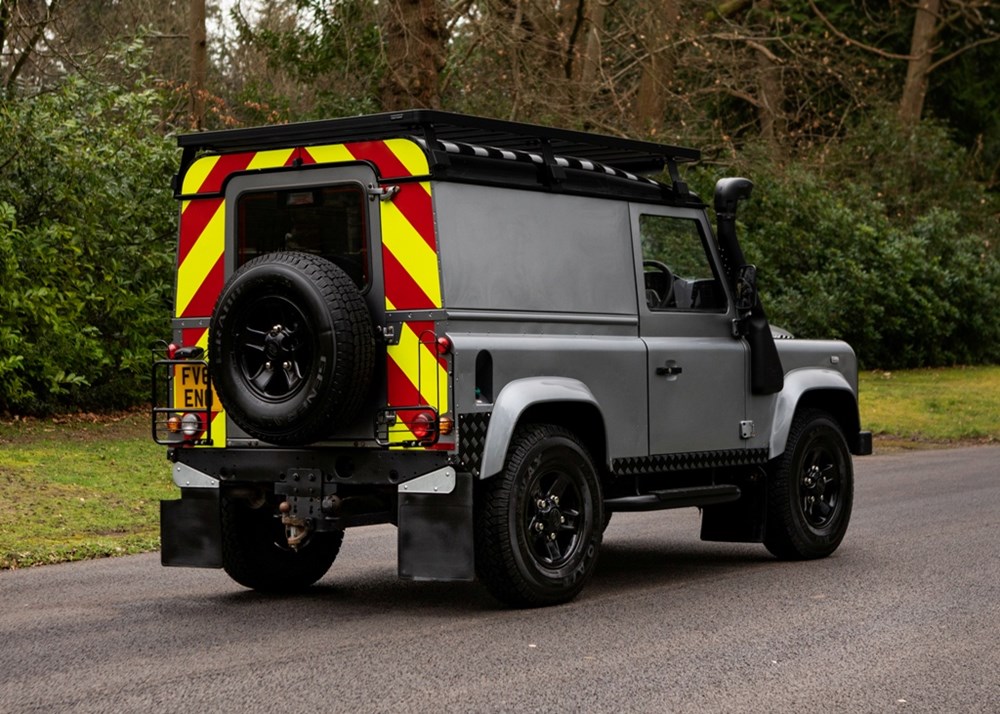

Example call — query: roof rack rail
[175,110,700,195]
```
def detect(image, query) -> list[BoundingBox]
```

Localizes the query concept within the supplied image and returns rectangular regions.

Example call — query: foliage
[1,1,999,419]
[689,110,1000,369]
[227,0,384,121]
[0,72,176,414]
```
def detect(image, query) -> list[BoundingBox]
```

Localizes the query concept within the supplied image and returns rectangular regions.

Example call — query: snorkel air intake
[714,178,784,395]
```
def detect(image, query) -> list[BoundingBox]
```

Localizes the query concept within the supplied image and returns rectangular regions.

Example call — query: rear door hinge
[740,420,756,440]
[368,184,400,202]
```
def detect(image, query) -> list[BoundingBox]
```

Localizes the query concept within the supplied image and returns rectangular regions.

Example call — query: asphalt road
[1,446,997,713]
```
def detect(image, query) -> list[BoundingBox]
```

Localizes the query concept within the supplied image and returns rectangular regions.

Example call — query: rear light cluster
[379,408,454,446]
[372,331,453,448]
[152,341,212,446]
[166,412,206,440]
[407,410,455,443]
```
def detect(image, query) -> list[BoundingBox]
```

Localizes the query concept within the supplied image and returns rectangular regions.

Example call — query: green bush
[0,77,176,414]
[690,112,1000,369]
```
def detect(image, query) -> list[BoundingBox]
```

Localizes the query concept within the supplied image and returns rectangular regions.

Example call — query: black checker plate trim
[458,413,491,477]
[613,448,769,475]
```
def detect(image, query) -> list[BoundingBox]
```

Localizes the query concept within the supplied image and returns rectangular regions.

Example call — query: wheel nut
[265,361,272,370]
[549,533,557,541]
[537,499,546,509]
[560,516,565,524]
[535,522,544,532]
[282,361,291,370]
[552,496,559,506]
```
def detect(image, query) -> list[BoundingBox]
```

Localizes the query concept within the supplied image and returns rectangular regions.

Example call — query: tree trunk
[379,0,446,110]
[755,0,785,148]
[579,0,606,88]
[635,0,679,135]
[189,0,206,129]
[899,0,940,125]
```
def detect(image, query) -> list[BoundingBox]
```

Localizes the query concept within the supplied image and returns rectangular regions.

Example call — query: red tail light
[411,411,437,441]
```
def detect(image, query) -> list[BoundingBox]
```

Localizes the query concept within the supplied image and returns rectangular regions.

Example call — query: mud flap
[160,490,222,568]
[398,471,475,581]
[700,471,766,543]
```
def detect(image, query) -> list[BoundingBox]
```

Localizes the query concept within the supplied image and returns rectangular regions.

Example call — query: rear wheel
[764,409,853,560]
[475,424,603,607]
[221,494,343,593]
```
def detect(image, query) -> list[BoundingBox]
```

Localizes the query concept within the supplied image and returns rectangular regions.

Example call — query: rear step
[604,484,741,512]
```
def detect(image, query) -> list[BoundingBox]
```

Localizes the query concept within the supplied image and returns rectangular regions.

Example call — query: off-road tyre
[210,251,374,445]
[764,409,853,560]
[220,493,343,593]
[474,424,603,607]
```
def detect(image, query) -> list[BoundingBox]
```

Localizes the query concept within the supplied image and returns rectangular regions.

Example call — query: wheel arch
[769,369,862,458]
[478,377,608,480]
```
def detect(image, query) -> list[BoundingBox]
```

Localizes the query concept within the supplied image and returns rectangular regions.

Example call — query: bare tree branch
[807,0,925,62]
[926,32,1000,73]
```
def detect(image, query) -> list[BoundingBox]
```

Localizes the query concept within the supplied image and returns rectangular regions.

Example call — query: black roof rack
[175,110,700,193]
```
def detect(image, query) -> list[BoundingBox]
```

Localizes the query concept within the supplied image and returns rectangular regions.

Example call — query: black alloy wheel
[234,295,315,402]
[522,460,586,570]
[475,423,603,607]
[764,409,854,560]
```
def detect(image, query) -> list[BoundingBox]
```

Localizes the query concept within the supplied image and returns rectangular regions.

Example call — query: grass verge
[859,366,1000,449]
[1,367,997,569]
[0,412,172,569]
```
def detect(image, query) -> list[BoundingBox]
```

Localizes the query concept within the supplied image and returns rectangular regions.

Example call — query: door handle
[656,364,683,376]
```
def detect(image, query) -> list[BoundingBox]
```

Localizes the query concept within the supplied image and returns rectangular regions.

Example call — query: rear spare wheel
[210,251,374,445]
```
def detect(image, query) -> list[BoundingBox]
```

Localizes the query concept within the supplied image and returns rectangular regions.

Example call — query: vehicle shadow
[206,533,776,617]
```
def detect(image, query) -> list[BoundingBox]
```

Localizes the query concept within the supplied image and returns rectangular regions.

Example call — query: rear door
[631,204,748,456]
[222,165,385,442]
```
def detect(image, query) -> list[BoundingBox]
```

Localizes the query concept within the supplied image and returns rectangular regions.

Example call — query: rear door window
[236,185,369,290]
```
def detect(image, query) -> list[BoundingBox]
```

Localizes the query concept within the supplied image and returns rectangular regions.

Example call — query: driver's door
[632,205,749,456]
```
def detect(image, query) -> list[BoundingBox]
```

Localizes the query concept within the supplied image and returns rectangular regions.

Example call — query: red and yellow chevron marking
[385,320,450,447]
[175,138,444,447]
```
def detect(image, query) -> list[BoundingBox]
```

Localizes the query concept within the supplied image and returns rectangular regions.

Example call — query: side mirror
[735,264,758,314]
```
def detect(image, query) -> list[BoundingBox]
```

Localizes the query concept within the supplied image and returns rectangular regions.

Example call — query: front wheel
[475,424,603,607]
[764,409,853,560]
[221,494,343,592]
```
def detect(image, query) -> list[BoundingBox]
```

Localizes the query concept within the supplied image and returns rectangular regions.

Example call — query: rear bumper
[170,445,451,486]
[161,449,474,580]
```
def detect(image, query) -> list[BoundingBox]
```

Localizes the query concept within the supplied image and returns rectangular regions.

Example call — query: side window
[236,185,369,290]
[639,214,726,312]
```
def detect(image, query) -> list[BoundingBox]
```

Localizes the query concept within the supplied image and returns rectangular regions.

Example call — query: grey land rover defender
[153,110,872,607]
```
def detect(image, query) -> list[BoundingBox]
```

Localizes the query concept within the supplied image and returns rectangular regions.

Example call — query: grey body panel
[448,331,648,472]
[435,182,637,314]
[750,339,861,457]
